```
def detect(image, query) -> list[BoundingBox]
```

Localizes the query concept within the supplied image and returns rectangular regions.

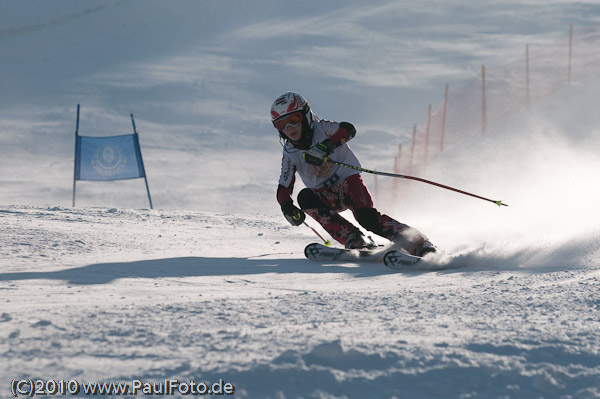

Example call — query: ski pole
[304,222,331,246]
[325,158,508,207]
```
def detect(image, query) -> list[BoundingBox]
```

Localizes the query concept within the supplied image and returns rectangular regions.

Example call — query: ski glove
[281,201,305,226]
[303,139,335,166]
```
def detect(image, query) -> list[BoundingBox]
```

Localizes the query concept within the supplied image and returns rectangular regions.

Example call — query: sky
[0,0,599,214]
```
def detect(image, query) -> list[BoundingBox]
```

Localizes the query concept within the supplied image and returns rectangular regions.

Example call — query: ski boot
[413,240,437,257]
[345,230,377,250]
[390,228,437,257]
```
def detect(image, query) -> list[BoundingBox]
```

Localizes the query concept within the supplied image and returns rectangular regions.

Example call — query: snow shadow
[0,256,400,285]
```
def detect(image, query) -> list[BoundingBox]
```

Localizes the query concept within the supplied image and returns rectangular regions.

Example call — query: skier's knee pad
[298,188,326,210]
[355,207,383,234]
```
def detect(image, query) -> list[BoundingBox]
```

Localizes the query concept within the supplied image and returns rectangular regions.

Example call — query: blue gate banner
[75,134,146,181]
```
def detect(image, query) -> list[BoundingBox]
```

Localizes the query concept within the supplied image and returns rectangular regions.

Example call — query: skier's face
[282,122,302,142]
[274,112,303,142]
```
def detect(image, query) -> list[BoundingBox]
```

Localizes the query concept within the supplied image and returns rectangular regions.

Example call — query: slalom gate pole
[325,158,508,207]
[130,113,153,210]
[72,104,80,207]
[304,222,331,247]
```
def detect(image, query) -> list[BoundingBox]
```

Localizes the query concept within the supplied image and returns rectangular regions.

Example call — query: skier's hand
[303,139,335,166]
[281,201,305,226]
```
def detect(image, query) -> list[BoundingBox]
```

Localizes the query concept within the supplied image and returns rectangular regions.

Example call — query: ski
[304,243,387,263]
[382,250,422,270]
[305,243,426,270]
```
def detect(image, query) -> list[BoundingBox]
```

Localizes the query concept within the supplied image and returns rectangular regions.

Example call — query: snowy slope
[1,206,599,398]
[1,1,600,398]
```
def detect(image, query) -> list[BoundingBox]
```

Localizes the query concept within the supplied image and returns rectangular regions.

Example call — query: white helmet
[270,91,313,130]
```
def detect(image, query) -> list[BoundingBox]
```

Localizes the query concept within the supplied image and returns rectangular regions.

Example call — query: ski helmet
[271,91,314,131]
[271,92,314,147]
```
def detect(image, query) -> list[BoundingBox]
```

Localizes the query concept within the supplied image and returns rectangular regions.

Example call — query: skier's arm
[277,181,294,206]
[304,122,356,166]
[277,183,305,226]
[328,121,356,147]
[277,159,305,226]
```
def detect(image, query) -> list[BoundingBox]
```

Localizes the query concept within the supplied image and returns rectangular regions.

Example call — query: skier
[272,91,436,256]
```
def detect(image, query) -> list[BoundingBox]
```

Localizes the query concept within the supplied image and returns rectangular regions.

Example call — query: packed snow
[1,1,599,398]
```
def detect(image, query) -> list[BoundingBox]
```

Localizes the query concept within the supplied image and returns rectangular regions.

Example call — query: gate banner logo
[75,134,145,181]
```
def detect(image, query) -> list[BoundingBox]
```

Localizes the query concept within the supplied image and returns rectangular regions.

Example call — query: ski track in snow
[1,206,599,398]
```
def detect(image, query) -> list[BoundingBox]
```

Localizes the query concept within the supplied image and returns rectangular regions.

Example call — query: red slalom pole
[325,158,508,207]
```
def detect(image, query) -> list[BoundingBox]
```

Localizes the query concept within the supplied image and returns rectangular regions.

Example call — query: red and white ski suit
[277,116,428,250]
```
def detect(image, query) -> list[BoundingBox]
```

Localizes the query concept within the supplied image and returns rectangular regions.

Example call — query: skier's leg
[339,174,410,244]
[354,207,408,237]
[344,174,434,255]
[355,207,431,254]
[354,208,433,255]
[297,188,360,246]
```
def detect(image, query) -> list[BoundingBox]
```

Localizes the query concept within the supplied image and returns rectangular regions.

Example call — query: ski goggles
[273,112,303,131]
